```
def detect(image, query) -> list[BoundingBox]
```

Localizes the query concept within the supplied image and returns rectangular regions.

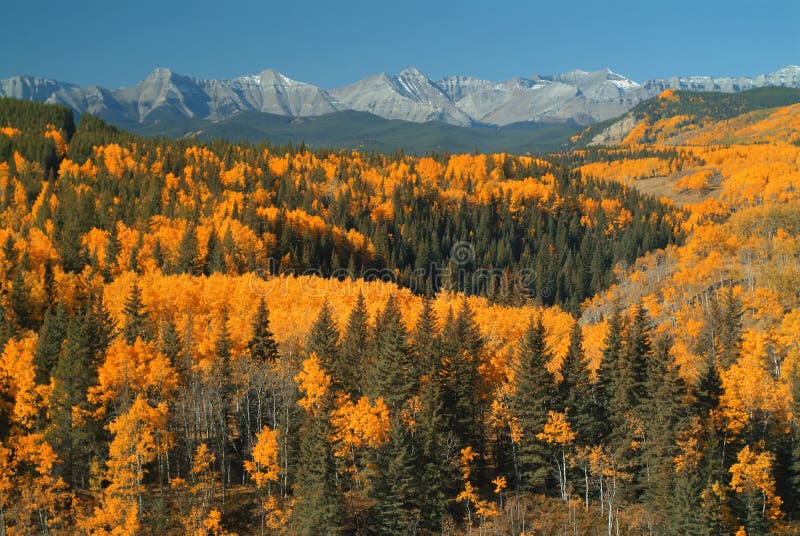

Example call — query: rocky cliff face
[330,68,474,126]
[3,65,799,128]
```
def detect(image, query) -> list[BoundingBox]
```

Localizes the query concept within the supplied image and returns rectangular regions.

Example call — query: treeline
[630,86,800,123]
[0,99,682,314]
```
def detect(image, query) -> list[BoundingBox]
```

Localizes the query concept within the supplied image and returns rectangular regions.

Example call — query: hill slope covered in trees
[0,98,799,534]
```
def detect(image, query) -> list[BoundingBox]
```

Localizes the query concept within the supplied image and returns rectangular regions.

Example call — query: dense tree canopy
[0,97,799,534]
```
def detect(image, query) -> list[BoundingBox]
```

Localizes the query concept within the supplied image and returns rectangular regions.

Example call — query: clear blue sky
[2,0,798,88]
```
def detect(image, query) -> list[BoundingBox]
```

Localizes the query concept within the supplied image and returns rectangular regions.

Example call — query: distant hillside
[571,86,800,146]
[128,109,583,155]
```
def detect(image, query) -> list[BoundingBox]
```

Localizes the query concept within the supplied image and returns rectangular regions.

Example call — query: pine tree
[160,318,183,373]
[2,234,16,269]
[558,320,595,444]
[84,288,116,359]
[615,303,651,419]
[370,418,421,535]
[696,348,723,416]
[440,299,483,450]
[49,314,98,486]
[214,308,234,491]
[9,267,33,331]
[337,293,369,398]
[152,237,165,270]
[369,295,415,409]
[247,297,279,364]
[204,226,225,274]
[34,302,68,383]
[292,409,345,535]
[411,297,440,379]
[512,314,555,492]
[669,468,707,536]
[453,298,483,359]
[416,367,451,532]
[177,222,200,275]
[307,300,340,375]
[122,280,149,344]
[595,305,625,440]
[719,287,743,369]
[643,334,689,506]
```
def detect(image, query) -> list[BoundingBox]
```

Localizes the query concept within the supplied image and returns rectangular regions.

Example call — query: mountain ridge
[2,65,799,129]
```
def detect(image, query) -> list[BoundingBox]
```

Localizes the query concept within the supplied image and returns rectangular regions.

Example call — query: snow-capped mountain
[2,65,799,128]
[329,67,474,126]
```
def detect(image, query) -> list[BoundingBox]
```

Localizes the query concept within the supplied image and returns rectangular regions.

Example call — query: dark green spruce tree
[411,296,440,380]
[204,226,225,274]
[370,416,422,535]
[307,299,340,377]
[369,294,416,410]
[292,399,346,536]
[511,314,555,492]
[34,302,68,383]
[440,299,483,451]
[122,280,149,344]
[642,334,690,515]
[176,222,200,275]
[557,320,595,444]
[337,293,370,398]
[594,305,625,442]
[247,297,279,364]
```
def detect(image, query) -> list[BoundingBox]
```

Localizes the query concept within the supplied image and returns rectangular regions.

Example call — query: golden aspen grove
[1,86,800,536]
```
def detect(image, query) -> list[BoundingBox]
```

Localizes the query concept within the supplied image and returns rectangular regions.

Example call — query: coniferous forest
[1,96,800,535]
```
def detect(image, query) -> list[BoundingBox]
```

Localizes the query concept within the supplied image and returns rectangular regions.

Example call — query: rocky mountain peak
[3,65,799,129]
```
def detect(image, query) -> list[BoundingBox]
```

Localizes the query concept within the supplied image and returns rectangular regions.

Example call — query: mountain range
[3,65,800,130]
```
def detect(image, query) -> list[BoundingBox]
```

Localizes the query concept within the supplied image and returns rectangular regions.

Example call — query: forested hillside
[572,86,800,147]
[0,97,799,535]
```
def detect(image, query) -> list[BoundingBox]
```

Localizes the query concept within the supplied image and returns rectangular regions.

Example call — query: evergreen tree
[43,259,55,303]
[669,468,708,536]
[696,348,723,416]
[440,299,483,450]
[369,295,415,409]
[558,320,595,444]
[292,408,346,535]
[370,418,421,534]
[204,226,225,274]
[122,280,149,344]
[213,308,234,490]
[9,267,33,331]
[788,363,800,519]
[411,296,440,379]
[160,318,183,373]
[152,237,165,270]
[337,293,369,398]
[49,315,98,486]
[615,303,652,420]
[103,222,119,281]
[2,234,16,268]
[416,366,451,532]
[34,302,68,383]
[177,222,200,275]
[511,315,555,492]
[643,334,689,507]
[719,287,743,369]
[84,288,116,359]
[307,300,340,374]
[595,305,625,440]
[247,297,279,363]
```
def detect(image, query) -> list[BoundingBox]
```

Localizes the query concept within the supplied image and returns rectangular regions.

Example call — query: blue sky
[2,0,798,88]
